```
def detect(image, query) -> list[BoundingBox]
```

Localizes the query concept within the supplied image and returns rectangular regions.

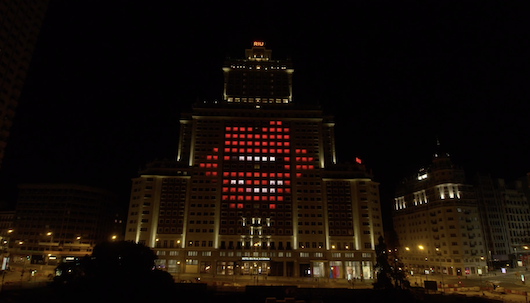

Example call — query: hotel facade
[124,42,384,281]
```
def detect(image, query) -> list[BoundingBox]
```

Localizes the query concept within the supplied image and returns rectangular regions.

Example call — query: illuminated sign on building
[253,41,265,47]
[242,257,270,261]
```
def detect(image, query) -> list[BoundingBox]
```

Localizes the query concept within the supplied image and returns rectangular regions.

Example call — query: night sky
[0,1,528,226]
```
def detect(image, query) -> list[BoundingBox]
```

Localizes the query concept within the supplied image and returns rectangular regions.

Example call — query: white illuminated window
[270,157,276,161]
[254,188,260,193]
[246,188,252,193]
[247,156,252,161]
[262,157,267,161]
[270,188,276,193]
[270,180,276,185]
[277,180,283,185]
[231,180,236,184]
[254,156,259,161]
[239,156,245,161]
[262,188,268,193]
[238,180,244,185]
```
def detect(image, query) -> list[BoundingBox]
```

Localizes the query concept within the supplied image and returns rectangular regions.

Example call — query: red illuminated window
[269,204,276,209]
[284,135,289,139]
[223,172,229,177]
[224,148,230,153]
[231,148,237,152]
[277,196,283,201]
[270,128,276,132]
[285,188,290,193]
[262,142,268,146]
[284,165,290,169]
[239,148,244,153]
[200,163,205,168]
[276,128,282,132]
[206,163,211,168]
[237,196,244,200]
[212,172,217,176]
[254,142,260,146]
[262,135,267,139]
[246,196,251,201]
[270,142,276,146]
[224,156,230,160]
[225,141,231,146]
[246,180,252,185]
[246,148,252,153]
[277,121,282,125]
[255,134,260,139]
[277,173,283,178]
[285,180,291,185]
[233,134,239,138]
[230,172,236,177]
[296,173,302,177]
[253,196,260,201]
[270,135,275,139]
[295,149,301,154]
[225,134,231,138]
[205,172,211,176]
[230,188,236,192]
[238,188,244,193]
[246,173,252,177]
[283,128,288,132]
[296,165,301,169]
[302,149,307,154]
[222,195,228,200]
[270,121,275,125]
[247,127,252,131]
[262,127,268,132]
[206,155,212,160]
[238,172,244,177]
[284,149,289,154]
[229,203,235,208]
[285,173,290,178]
[230,196,236,200]
[225,127,231,131]
[277,149,283,153]
[233,127,239,131]
[270,196,276,201]
[213,155,218,160]
[237,203,244,208]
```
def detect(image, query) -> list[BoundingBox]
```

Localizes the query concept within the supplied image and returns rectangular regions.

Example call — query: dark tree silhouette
[52,241,175,303]
[373,236,394,290]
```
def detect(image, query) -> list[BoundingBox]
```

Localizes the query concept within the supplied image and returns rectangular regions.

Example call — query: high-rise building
[10,184,122,265]
[474,174,530,268]
[392,145,488,276]
[0,1,49,167]
[125,42,383,281]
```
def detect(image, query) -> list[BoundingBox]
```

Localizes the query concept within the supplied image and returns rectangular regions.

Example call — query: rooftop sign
[253,41,265,47]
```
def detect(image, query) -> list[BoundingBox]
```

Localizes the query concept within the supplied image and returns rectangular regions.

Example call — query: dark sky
[0,1,528,223]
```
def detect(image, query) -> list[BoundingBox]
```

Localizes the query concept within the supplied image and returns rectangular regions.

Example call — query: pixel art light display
[200,121,316,210]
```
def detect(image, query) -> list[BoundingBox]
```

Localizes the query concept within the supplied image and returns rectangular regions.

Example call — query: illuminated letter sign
[253,41,264,47]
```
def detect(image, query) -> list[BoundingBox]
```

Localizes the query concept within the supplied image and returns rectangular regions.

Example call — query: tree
[373,236,394,290]
[52,241,174,302]
[373,236,410,290]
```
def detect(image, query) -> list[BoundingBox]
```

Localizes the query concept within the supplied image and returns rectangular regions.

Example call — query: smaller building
[474,174,530,268]
[0,210,14,269]
[393,148,488,276]
[9,184,123,265]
